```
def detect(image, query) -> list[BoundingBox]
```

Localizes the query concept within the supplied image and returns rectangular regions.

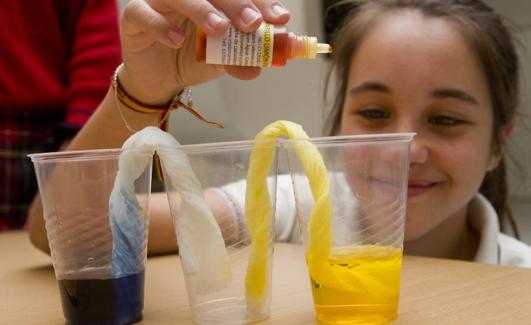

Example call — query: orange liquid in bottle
[196,29,207,62]
[270,25,289,67]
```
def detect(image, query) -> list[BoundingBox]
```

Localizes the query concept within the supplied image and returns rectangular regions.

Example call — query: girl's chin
[403,222,433,242]
[403,202,441,242]
[404,231,424,243]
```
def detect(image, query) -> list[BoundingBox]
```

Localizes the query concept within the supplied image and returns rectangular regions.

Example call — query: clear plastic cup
[158,139,279,325]
[281,133,414,325]
[29,149,153,325]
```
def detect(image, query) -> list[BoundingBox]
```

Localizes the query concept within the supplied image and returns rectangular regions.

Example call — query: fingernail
[168,30,184,45]
[207,12,227,29]
[241,7,261,25]
[272,3,289,16]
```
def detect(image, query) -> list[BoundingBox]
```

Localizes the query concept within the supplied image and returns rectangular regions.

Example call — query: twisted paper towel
[109,127,230,293]
[245,120,333,312]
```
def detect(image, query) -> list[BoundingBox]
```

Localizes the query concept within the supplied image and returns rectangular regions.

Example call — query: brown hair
[324,0,521,236]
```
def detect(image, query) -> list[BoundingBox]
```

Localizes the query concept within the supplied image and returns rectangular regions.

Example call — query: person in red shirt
[0,0,121,230]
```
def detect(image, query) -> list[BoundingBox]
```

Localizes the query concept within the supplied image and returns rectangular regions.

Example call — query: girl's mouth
[407,181,437,198]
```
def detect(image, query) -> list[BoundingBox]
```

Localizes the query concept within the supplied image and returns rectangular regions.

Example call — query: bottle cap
[306,37,332,59]
[317,43,333,54]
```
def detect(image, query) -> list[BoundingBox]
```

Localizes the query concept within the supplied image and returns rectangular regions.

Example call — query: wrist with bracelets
[111,63,223,133]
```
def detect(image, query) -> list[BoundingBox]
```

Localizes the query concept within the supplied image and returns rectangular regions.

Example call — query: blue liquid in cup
[57,271,144,325]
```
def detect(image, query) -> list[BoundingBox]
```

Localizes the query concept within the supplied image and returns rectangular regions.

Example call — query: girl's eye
[428,115,463,126]
[357,108,390,120]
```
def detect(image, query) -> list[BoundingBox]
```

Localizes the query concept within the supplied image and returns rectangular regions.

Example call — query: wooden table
[1,231,531,324]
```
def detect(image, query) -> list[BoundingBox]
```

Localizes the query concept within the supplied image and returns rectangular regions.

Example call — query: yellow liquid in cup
[308,245,402,325]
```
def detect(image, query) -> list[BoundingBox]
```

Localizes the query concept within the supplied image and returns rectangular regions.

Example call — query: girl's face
[339,11,500,242]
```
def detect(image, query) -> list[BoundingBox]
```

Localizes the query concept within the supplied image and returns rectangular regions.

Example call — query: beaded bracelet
[111,63,224,133]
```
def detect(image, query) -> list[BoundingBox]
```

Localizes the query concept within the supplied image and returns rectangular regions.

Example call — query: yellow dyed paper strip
[244,120,333,312]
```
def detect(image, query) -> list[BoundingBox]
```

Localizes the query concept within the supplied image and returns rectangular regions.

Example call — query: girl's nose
[392,119,429,165]
[409,136,429,165]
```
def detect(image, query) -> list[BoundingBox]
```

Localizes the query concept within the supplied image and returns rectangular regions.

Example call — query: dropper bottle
[196,23,332,68]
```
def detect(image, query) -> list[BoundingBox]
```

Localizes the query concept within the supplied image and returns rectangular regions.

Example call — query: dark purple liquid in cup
[57,271,144,325]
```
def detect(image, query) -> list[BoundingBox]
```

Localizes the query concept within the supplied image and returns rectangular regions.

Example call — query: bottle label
[206,23,274,67]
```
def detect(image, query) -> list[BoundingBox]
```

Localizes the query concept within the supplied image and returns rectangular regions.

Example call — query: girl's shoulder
[498,233,531,268]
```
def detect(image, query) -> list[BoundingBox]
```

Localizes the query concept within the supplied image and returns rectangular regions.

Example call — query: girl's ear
[487,122,514,172]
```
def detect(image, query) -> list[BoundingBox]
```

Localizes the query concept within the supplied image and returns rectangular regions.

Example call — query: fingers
[148,0,231,37]
[122,0,186,50]
[208,0,291,32]
[151,0,291,35]
[252,1,291,25]
[156,0,263,34]
[209,0,263,32]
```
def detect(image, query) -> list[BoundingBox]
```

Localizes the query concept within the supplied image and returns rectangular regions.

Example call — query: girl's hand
[119,0,290,104]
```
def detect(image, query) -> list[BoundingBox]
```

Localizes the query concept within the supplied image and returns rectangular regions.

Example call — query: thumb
[224,66,262,80]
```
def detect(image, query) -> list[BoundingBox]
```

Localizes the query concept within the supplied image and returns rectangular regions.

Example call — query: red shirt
[0,0,121,230]
[0,0,121,124]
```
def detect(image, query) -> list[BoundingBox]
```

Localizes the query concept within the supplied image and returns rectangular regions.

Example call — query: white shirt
[218,175,531,268]
[469,193,531,267]
[214,174,303,243]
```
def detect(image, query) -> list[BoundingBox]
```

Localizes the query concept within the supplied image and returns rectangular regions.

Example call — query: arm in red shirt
[65,0,122,128]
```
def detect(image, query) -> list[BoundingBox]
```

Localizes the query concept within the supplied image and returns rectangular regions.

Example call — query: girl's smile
[407,180,439,198]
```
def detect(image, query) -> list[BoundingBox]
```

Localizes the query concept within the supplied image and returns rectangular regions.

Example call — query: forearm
[67,87,161,150]
[146,193,178,255]
[147,190,237,255]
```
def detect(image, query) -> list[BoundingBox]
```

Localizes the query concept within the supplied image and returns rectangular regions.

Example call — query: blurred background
[120,0,531,244]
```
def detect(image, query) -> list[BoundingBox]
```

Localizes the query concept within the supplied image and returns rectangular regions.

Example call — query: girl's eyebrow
[431,88,479,106]
[348,82,479,106]
[349,81,390,95]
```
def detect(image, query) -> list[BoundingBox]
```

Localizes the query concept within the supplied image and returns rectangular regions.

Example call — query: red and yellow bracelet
[111,63,223,132]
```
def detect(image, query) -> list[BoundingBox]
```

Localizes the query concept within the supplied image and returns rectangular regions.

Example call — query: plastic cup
[30,149,153,325]
[158,139,279,325]
[281,133,414,325]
